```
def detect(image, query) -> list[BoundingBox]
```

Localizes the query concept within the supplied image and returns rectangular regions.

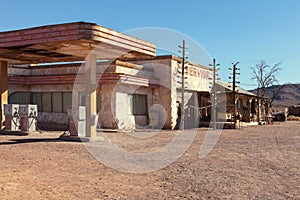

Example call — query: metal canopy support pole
[0,61,8,129]
[85,55,97,138]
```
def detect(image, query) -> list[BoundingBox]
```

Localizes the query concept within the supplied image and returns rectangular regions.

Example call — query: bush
[287,115,300,121]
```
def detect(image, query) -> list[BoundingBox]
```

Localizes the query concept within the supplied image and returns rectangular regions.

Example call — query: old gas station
[1,22,272,136]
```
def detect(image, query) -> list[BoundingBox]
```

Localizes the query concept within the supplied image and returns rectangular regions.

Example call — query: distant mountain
[250,84,300,111]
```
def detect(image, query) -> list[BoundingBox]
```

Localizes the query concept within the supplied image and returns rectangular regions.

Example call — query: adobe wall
[7,57,214,130]
[126,58,173,129]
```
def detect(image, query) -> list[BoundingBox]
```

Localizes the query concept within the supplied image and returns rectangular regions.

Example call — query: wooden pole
[180,40,185,130]
[232,62,239,128]
[0,61,8,129]
[212,59,217,130]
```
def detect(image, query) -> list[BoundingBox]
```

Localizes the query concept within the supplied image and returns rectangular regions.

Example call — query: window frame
[9,92,72,113]
[130,94,148,116]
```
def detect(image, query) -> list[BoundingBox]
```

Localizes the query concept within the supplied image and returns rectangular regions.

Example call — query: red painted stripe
[8,73,150,86]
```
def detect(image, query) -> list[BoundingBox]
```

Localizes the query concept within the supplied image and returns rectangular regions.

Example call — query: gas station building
[0,22,270,137]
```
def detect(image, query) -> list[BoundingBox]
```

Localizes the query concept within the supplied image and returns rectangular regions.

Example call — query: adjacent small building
[215,81,271,127]
[288,104,300,117]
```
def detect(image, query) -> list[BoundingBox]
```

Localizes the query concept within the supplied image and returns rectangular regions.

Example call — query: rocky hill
[250,84,300,111]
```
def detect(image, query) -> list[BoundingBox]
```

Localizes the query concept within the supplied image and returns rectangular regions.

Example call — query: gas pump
[4,104,20,131]
[67,106,86,137]
[19,104,38,132]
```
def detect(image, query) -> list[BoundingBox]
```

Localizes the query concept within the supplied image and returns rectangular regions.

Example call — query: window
[9,92,30,104]
[32,92,42,111]
[63,92,72,113]
[129,94,148,115]
[9,92,73,113]
[52,92,63,113]
[42,93,52,112]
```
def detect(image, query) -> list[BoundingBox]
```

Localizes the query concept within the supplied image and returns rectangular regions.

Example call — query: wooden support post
[249,98,252,122]
[85,55,97,138]
[257,98,260,123]
[0,61,8,129]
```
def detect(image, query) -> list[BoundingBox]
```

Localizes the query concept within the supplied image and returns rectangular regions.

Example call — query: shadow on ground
[0,130,28,136]
[0,138,64,145]
[0,130,83,145]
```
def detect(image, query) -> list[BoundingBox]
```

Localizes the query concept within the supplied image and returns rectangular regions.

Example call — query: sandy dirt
[0,121,299,199]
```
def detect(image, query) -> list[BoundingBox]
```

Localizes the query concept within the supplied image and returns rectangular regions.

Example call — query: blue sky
[1,0,299,89]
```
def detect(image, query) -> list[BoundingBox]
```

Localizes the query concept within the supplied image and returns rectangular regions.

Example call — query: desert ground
[0,121,299,199]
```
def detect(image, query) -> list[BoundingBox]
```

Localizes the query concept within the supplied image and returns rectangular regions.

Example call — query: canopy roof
[0,22,156,64]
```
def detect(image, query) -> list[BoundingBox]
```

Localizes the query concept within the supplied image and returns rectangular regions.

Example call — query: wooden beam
[0,61,8,129]
[0,47,83,64]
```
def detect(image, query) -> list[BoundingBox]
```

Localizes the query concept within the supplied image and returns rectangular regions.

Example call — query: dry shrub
[287,115,300,121]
